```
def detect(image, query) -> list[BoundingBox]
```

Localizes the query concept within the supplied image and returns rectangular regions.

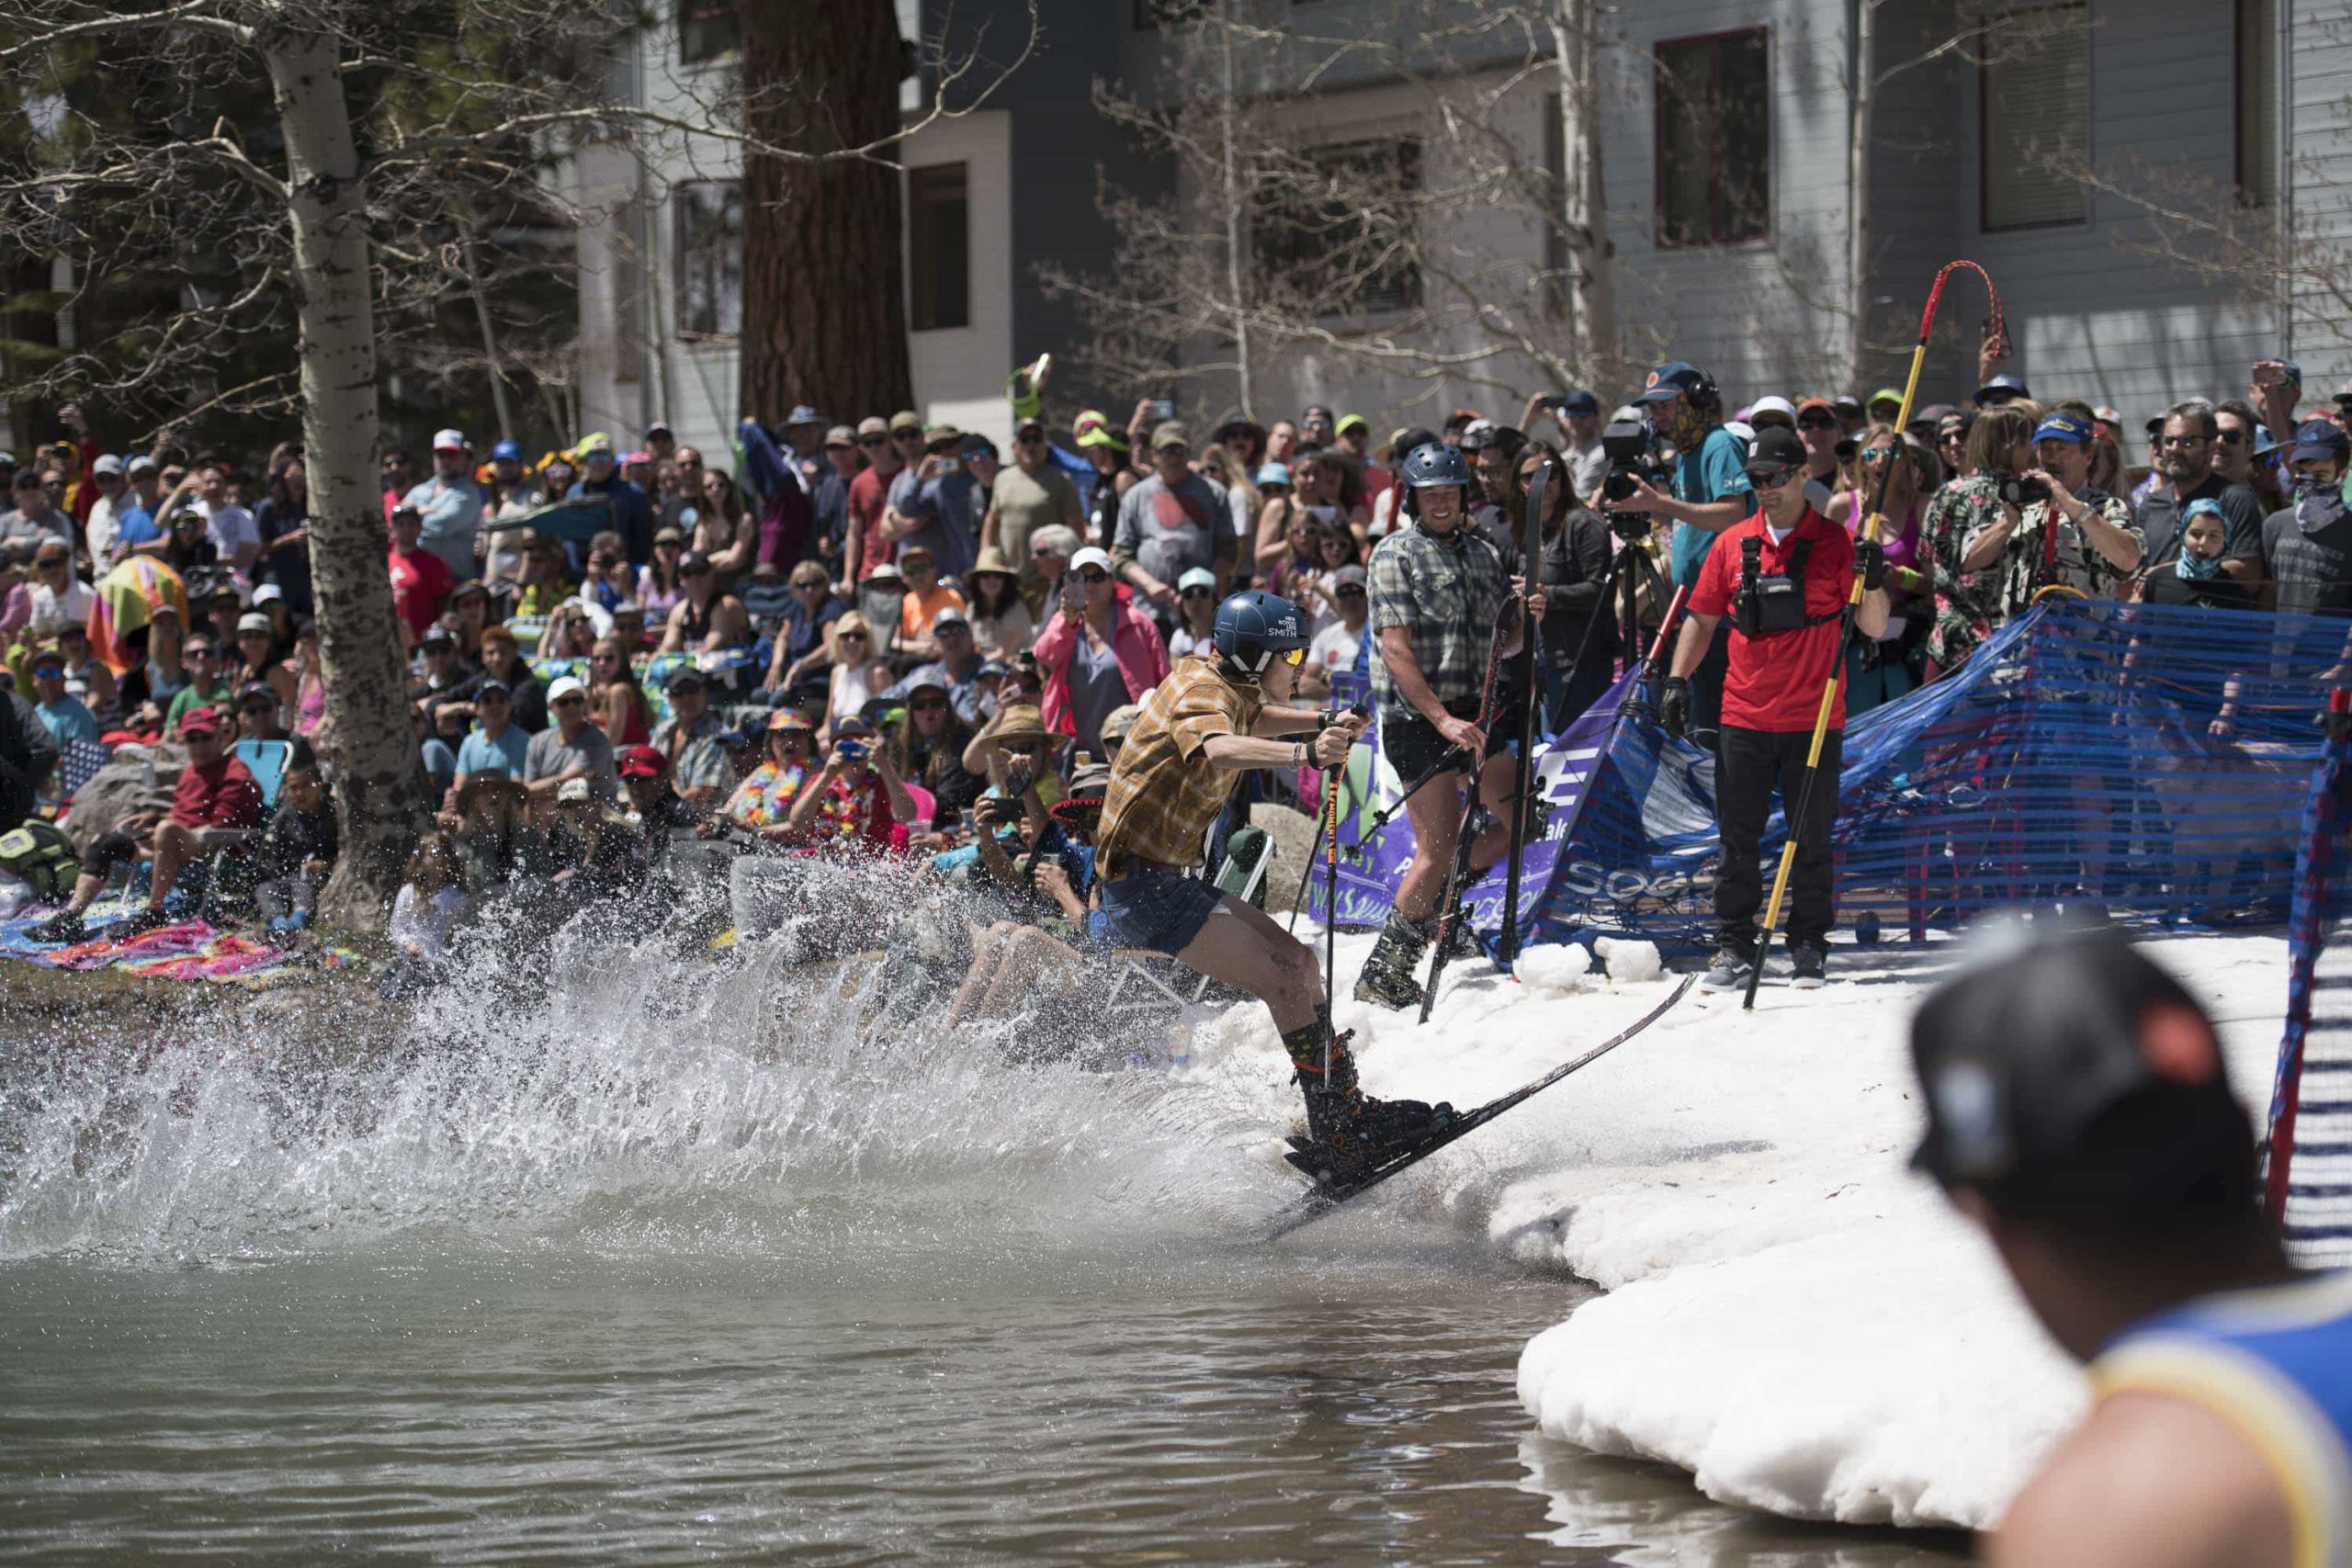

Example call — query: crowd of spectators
[2,350,2347,1005]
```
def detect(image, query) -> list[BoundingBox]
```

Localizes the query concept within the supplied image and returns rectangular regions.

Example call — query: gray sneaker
[1698,946,1755,993]
[1790,942,1828,989]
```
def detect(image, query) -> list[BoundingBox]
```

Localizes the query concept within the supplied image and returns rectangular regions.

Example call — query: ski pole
[1742,260,2004,1010]
[1288,701,1366,934]
[1417,591,1522,1023]
[1622,582,1691,718]
[1351,743,1471,849]
[1498,457,1555,964]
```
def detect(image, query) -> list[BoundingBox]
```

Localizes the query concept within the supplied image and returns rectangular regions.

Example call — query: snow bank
[1200,928,2290,1531]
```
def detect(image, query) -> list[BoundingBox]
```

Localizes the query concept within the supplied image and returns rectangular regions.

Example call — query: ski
[1267,973,1698,1239]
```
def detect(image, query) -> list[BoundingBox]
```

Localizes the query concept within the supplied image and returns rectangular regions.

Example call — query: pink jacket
[1031,603,1170,738]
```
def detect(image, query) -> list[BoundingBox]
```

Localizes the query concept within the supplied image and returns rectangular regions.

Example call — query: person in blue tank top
[1909,922,2349,1568]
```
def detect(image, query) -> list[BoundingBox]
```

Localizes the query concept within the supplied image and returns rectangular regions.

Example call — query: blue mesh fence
[1525,598,2352,953]
[2265,706,2352,1267]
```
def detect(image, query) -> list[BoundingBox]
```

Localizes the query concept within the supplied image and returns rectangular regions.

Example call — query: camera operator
[1511,442,1616,730]
[1660,427,1888,993]
[1613,361,1755,750]
[1958,410,2143,623]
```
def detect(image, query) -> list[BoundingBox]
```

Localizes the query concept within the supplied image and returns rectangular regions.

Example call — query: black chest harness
[1734,531,1841,638]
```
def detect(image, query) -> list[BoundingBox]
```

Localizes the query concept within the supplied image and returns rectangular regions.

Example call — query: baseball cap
[237,611,273,636]
[617,744,668,780]
[556,777,593,804]
[1974,373,2030,406]
[419,622,454,647]
[238,680,277,704]
[127,455,157,476]
[178,707,222,737]
[1332,564,1368,591]
[1866,387,1905,413]
[898,542,934,565]
[1336,413,1370,436]
[646,418,673,436]
[1633,361,1710,405]
[475,675,510,697]
[664,664,707,692]
[856,415,890,439]
[491,439,523,462]
[899,666,951,698]
[1559,389,1601,415]
[824,425,856,448]
[2289,418,2351,464]
[28,647,65,671]
[449,579,489,602]
[2092,406,2124,427]
[786,405,826,427]
[1151,422,1191,451]
[1177,566,1217,593]
[574,432,615,457]
[832,714,876,739]
[933,604,968,629]
[888,410,923,434]
[2032,412,2095,446]
[1747,395,1798,426]
[1831,394,1864,416]
[432,428,467,452]
[92,454,124,477]
[1069,546,1113,574]
[546,675,588,704]
[1743,425,1808,475]
[1255,462,1292,487]
[252,582,284,605]
[678,548,712,576]
[1909,921,2254,1214]
[922,423,963,447]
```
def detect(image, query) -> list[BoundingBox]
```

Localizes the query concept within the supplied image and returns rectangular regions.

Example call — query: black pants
[1685,621,1732,752]
[1715,724,1841,953]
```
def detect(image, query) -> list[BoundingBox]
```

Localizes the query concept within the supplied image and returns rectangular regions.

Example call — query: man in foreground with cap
[1662,424,1887,992]
[1615,360,1757,751]
[1909,922,2349,1568]
[652,666,734,809]
[1095,588,1449,1179]
[28,706,261,942]
[524,675,617,806]
[2262,418,2352,617]
[402,430,484,581]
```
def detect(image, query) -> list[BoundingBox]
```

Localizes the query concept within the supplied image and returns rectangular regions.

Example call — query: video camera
[1599,419,1670,541]
[1990,470,2052,507]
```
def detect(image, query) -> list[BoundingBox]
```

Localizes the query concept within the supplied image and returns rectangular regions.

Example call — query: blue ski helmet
[1399,441,1471,490]
[1213,589,1310,678]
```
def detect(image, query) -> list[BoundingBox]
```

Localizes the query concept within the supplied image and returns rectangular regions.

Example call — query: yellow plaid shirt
[1096,655,1263,881]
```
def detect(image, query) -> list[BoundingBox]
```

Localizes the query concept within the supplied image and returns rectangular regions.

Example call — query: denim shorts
[1095,864,1224,956]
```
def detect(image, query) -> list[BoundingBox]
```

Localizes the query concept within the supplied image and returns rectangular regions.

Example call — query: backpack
[0,820,80,901]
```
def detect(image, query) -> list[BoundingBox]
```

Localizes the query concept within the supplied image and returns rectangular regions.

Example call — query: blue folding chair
[232,739,292,809]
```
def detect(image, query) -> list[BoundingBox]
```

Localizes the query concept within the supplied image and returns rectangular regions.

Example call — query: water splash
[0,896,1283,1265]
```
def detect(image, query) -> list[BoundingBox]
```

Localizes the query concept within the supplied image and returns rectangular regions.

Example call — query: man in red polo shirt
[1660,426,1889,993]
[27,706,264,942]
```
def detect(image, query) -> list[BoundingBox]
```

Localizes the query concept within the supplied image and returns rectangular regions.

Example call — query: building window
[909,163,970,333]
[1133,0,1206,27]
[1253,138,1423,316]
[1654,29,1770,248]
[673,180,742,339]
[1979,3,2090,231]
[614,196,649,383]
[678,0,739,66]
[2236,0,2277,206]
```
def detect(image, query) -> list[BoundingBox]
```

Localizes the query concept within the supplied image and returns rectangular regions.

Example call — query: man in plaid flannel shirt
[1096,589,1451,1179]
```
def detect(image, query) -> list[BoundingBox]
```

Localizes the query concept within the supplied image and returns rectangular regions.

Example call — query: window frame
[676,0,740,68]
[907,161,971,333]
[1651,27,1772,252]
[1976,1,2092,234]
[672,178,743,341]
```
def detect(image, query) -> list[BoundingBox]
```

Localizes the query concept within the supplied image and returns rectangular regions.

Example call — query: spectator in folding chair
[28,706,261,942]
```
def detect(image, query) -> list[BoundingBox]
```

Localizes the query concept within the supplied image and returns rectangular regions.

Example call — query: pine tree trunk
[1846,0,1878,394]
[740,0,912,422]
[266,27,429,933]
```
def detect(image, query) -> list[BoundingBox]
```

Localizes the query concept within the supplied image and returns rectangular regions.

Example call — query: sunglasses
[1338,586,1366,598]
[839,630,868,641]
[1181,587,1215,599]
[480,691,510,702]
[793,578,826,590]
[910,696,948,713]
[1860,447,1900,465]
[2219,429,2249,446]
[187,647,217,659]
[2159,434,2210,448]
[1746,466,1800,489]
[551,694,586,707]
[858,435,888,447]
[1078,568,1109,582]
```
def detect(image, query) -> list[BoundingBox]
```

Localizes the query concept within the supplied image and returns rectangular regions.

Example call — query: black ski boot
[1281,1021,1453,1186]
[1352,908,1430,1010]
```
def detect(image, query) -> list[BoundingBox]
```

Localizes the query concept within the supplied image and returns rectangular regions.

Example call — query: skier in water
[1911,923,2350,1568]
[1093,590,1450,1175]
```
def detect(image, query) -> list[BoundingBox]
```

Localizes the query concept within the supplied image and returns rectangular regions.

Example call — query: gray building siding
[2289,0,2352,396]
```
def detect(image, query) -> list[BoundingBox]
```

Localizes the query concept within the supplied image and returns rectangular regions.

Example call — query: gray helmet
[1212,589,1310,679]
[1399,441,1471,489]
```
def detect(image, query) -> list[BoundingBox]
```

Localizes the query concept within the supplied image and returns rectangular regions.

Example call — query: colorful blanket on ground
[0,908,355,987]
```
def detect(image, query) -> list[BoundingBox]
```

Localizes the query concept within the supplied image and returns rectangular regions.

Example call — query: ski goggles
[1279,646,1306,667]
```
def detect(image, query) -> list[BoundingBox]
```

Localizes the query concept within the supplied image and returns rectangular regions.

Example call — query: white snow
[1186,927,2292,1533]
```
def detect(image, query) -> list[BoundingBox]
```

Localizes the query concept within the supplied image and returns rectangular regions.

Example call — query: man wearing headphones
[1355,443,1543,1010]
[1615,360,1755,749]
[1096,590,1450,1173]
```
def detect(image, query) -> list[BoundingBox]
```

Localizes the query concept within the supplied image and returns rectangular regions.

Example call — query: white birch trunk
[1216,3,1252,421]
[1846,0,1878,394]
[1553,0,1616,385]
[266,26,430,932]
